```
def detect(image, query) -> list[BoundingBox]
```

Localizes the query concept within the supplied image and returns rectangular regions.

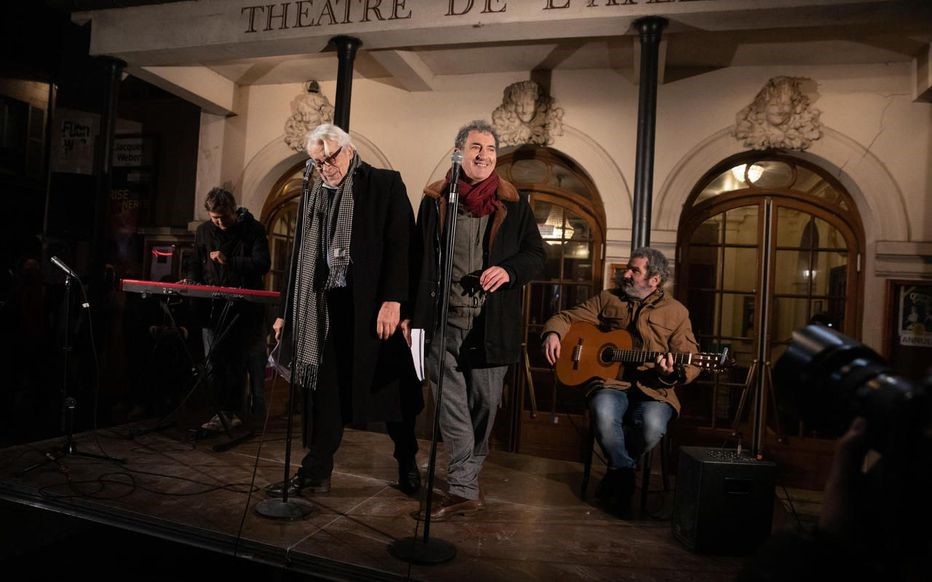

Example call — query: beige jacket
[542,288,700,414]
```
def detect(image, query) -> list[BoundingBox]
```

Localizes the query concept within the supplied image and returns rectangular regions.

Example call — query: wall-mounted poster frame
[883,279,932,380]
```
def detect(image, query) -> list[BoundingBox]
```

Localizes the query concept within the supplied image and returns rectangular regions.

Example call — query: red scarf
[444,169,501,217]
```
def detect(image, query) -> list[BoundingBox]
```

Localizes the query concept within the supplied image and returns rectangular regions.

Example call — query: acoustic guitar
[554,322,732,386]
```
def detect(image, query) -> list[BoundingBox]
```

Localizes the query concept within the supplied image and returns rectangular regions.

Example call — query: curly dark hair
[204,187,236,214]
[454,120,499,151]
[631,246,671,286]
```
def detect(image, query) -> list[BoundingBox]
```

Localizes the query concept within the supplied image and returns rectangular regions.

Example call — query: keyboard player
[184,187,271,431]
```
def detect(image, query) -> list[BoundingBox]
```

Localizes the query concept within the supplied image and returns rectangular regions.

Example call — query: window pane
[747,160,794,189]
[776,207,816,247]
[772,297,810,344]
[687,289,718,337]
[563,242,591,281]
[566,284,592,310]
[542,239,561,279]
[566,212,591,241]
[795,165,849,211]
[692,214,723,244]
[814,217,847,250]
[721,293,756,339]
[774,249,812,294]
[724,205,759,245]
[722,247,758,292]
[535,201,563,242]
[533,199,553,224]
[527,282,561,327]
[811,252,847,296]
[694,166,748,204]
[509,158,550,183]
[552,165,590,198]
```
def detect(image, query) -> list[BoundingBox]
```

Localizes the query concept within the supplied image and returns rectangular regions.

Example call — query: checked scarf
[289,152,360,389]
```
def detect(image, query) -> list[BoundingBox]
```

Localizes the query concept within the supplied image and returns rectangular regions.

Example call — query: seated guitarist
[541,246,700,518]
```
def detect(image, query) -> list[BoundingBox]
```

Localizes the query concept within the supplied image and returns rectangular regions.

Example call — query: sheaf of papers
[410,328,426,382]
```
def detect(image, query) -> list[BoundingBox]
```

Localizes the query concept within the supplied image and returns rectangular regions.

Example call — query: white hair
[305,123,353,154]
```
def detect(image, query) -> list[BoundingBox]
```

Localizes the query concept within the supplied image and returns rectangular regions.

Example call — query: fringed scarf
[443,168,501,217]
[289,152,360,389]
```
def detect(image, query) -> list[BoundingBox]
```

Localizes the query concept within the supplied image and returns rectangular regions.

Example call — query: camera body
[774,324,928,456]
[774,324,931,564]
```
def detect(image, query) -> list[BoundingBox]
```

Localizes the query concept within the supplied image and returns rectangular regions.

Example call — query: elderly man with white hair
[267,123,422,498]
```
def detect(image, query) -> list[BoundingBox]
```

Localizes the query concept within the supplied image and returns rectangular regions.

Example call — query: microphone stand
[390,151,463,564]
[21,264,124,475]
[256,159,315,520]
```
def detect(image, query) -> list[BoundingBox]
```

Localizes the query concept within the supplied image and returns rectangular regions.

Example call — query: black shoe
[397,458,421,496]
[265,473,331,498]
[596,469,627,501]
[608,469,636,519]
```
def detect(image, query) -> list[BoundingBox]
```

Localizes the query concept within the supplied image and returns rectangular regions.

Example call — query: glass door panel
[722,247,758,292]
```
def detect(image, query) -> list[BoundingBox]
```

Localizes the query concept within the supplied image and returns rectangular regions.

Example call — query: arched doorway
[495,145,607,460]
[677,153,864,486]
[259,161,306,292]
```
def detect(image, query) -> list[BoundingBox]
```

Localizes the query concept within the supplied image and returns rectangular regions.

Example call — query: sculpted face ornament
[734,76,822,151]
[492,80,564,147]
[284,81,335,152]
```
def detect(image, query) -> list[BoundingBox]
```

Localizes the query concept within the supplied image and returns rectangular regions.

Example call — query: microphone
[51,256,79,279]
[447,150,464,204]
[302,158,315,194]
[450,149,464,185]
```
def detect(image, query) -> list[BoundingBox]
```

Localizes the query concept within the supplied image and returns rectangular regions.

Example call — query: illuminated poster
[898,285,932,347]
[52,110,99,175]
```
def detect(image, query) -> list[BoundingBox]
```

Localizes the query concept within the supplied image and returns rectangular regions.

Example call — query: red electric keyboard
[120,279,281,305]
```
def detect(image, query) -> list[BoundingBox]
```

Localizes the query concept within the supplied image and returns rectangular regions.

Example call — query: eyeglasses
[312,146,344,169]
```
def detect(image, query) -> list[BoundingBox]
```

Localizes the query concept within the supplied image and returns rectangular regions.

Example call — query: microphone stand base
[255,498,315,521]
[388,536,456,565]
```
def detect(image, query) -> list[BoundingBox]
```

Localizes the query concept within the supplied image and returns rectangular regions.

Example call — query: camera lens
[774,324,918,452]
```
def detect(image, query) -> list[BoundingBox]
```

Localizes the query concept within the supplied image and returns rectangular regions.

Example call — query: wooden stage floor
[0,420,756,581]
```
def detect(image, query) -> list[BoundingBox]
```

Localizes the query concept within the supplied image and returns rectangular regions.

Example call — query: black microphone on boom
[303,158,315,182]
[50,256,80,279]
[449,149,464,185]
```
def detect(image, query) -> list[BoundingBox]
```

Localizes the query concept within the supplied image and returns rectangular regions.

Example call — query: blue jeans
[589,388,674,470]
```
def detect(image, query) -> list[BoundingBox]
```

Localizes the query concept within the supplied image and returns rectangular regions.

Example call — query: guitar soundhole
[598,345,614,365]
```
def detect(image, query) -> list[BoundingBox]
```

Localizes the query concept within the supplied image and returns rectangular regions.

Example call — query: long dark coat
[281,161,422,424]
[411,177,545,366]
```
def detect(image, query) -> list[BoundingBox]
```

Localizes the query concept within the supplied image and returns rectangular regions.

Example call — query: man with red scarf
[408,120,545,520]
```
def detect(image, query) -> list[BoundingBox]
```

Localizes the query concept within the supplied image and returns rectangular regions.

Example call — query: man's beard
[622,279,650,300]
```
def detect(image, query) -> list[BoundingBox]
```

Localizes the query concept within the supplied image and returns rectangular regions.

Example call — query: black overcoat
[281,161,422,424]
[411,177,545,366]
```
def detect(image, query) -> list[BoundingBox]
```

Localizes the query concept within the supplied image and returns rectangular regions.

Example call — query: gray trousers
[429,325,507,501]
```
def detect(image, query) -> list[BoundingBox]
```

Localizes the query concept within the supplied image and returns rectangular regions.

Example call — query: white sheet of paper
[410,328,426,382]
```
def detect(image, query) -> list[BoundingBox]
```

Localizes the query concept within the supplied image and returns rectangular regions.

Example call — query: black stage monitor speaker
[672,446,777,555]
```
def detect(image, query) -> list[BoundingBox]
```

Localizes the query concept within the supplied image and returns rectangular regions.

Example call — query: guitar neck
[606,348,692,366]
